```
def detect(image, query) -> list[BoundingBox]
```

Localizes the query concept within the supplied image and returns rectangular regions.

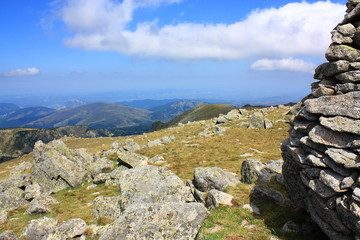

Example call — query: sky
[0,0,348,105]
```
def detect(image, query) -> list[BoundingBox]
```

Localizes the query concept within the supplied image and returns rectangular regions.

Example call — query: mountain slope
[119,99,184,109]
[24,103,153,129]
[151,104,236,131]
[150,100,204,122]
[0,103,20,115]
[0,107,56,128]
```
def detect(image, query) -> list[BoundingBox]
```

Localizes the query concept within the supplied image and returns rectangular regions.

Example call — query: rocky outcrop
[282,2,360,239]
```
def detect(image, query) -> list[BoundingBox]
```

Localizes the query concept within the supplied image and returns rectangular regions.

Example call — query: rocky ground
[0,106,328,240]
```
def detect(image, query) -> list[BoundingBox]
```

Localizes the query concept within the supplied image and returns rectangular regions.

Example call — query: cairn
[282,1,360,239]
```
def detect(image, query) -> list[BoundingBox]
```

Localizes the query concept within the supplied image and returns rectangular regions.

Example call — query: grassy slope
[0,107,326,240]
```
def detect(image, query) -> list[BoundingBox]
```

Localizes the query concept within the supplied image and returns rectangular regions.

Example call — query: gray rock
[301,173,337,198]
[186,180,206,204]
[331,30,353,44]
[321,156,354,177]
[118,166,194,211]
[309,125,359,148]
[215,115,228,124]
[336,83,360,93]
[88,157,115,177]
[0,192,27,212]
[44,218,87,240]
[312,86,335,97]
[326,44,360,62]
[341,173,357,189]
[0,232,19,240]
[26,199,51,215]
[338,23,356,36]
[122,140,141,152]
[320,116,360,135]
[314,60,350,80]
[93,196,121,221]
[147,139,162,147]
[148,155,166,164]
[249,112,265,129]
[32,140,92,193]
[115,151,148,168]
[242,203,261,215]
[264,118,273,129]
[326,148,360,169]
[319,169,346,193]
[293,119,316,133]
[98,202,208,240]
[193,167,240,192]
[306,154,327,168]
[23,217,58,240]
[205,189,233,209]
[9,161,32,177]
[161,135,175,144]
[305,92,360,119]
[250,186,293,208]
[24,183,42,201]
[240,159,265,184]
[336,196,360,235]
[336,70,360,82]
[93,173,111,184]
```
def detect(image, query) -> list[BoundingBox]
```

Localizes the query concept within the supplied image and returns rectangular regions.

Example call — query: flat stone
[322,157,354,176]
[326,44,360,62]
[336,70,360,83]
[337,23,356,36]
[305,92,360,119]
[326,148,360,169]
[320,116,360,135]
[336,83,360,93]
[300,173,337,198]
[319,170,346,193]
[193,167,240,192]
[309,125,359,148]
[302,168,322,178]
[314,60,350,80]
[23,217,58,240]
[306,155,327,168]
[341,173,358,190]
[312,86,335,97]
[332,30,353,44]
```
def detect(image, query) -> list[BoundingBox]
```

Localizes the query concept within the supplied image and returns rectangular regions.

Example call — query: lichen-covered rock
[0,192,27,212]
[118,165,194,211]
[0,231,19,240]
[249,112,265,129]
[26,199,50,215]
[23,217,58,240]
[44,218,87,240]
[240,159,265,184]
[0,211,7,224]
[205,189,233,209]
[115,151,148,168]
[32,140,93,193]
[193,167,240,192]
[93,196,121,221]
[98,202,208,240]
[24,183,42,201]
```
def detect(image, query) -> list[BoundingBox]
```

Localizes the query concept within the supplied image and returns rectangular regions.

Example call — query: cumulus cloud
[56,0,345,61]
[1,68,40,77]
[251,58,316,73]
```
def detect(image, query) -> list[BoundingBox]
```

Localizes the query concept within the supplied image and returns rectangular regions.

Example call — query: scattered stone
[44,218,87,240]
[147,139,162,147]
[148,155,166,164]
[23,217,58,240]
[24,183,42,201]
[205,189,233,209]
[249,112,265,129]
[242,203,261,215]
[93,173,111,184]
[26,199,51,215]
[240,159,265,184]
[193,167,240,192]
[98,202,208,240]
[250,186,293,208]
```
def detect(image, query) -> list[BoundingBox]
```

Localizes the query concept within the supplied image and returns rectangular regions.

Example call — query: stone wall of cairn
[282,1,360,240]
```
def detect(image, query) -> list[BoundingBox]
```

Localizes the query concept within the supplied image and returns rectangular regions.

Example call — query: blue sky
[0,0,347,104]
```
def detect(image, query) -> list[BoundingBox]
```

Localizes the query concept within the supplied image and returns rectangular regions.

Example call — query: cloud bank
[56,0,345,61]
[1,68,40,77]
[251,58,316,73]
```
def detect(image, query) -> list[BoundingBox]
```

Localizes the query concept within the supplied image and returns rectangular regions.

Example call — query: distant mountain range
[0,100,206,130]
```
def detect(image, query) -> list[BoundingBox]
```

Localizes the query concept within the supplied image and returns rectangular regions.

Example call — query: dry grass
[0,107,321,240]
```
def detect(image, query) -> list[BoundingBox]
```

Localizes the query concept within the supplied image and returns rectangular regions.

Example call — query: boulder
[117,165,194,211]
[24,183,42,201]
[44,218,87,240]
[115,151,148,168]
[193,167,240,192]
[26,199,51,215]
[93,196,121,221]
[148,155,166,164]
[314,60,350,80]
[242,203,261,215]
[23,217,58,240]
[205,189,233,209]
[250,186,293,208]
[0,192,27,212]
[326,44,360,62]
[308,125,359,148]
[336,70,360,82]
[98,202,208,240]
[240,159,265,184]
[249,112,265,129]
[147,139,162,147]
[32,140,92,193]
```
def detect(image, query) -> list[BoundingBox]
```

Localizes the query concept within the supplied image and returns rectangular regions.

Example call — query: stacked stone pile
[282,1,360,239]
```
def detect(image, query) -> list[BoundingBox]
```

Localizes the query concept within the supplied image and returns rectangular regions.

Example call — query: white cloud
[251,58,316,73]
[57,0,345,61]
[2,68,40,77]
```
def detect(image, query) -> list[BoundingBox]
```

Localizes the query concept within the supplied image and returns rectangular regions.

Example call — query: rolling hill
[0,103,20,115]
[24,102,153,129]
